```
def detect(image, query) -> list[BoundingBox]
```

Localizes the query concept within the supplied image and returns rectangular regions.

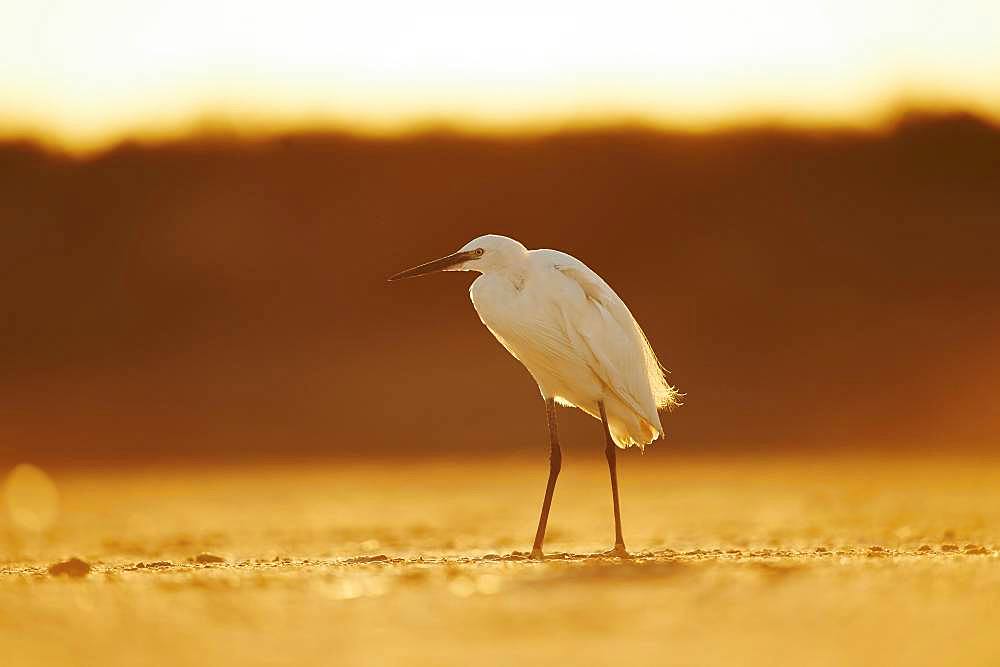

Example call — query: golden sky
[2,0,1000,151]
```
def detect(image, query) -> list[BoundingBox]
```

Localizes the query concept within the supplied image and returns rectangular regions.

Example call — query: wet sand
[3,456,999,666]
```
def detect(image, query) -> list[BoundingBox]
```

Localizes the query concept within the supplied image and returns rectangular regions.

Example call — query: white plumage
[429,234,680,449]
[389,233,681,557]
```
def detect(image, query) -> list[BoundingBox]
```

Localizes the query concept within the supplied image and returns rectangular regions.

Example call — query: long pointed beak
[388,250,478,281]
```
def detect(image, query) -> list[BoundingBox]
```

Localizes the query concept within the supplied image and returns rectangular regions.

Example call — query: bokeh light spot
[3,463,60,533]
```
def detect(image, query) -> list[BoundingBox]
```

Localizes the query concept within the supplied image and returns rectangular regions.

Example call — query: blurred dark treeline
[1,112,998,465]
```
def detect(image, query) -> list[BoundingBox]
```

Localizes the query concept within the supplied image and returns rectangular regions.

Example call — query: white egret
[389,235,680,558]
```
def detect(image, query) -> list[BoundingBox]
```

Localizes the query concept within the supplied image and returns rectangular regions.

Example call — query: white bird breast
[471,269,601,406]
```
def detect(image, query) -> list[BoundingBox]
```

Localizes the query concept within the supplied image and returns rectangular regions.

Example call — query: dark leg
[530,398,562,560]
[599,401,628,557]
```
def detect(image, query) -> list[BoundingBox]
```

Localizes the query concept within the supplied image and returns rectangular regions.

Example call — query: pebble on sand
[48,557,91,578]
[193,553,226,564]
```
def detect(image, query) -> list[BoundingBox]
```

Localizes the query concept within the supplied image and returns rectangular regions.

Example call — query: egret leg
[599,401,628,557]
[530,398,561,560]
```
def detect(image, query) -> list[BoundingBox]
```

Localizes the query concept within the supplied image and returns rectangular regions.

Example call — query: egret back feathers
[461,235,680,449]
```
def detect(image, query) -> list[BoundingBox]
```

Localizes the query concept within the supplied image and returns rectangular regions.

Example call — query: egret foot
[601,544,630,559]
[529,548,545,560]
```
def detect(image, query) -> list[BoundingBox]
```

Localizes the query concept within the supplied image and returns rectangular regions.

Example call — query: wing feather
[552,259,681,429]
[470,253,680,447]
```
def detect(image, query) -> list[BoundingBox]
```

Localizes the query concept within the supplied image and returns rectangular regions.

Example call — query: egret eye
[475,248,484,256]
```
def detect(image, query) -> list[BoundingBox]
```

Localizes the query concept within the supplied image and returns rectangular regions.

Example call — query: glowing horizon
[3,0,1000,152]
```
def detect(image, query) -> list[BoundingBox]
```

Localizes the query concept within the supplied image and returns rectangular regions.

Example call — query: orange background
[2,112,998,465]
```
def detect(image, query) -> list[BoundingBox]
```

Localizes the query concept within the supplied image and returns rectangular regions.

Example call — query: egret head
[388,234,527,281]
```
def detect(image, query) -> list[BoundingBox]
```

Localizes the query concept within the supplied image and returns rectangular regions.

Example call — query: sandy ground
[2,455,1000,666]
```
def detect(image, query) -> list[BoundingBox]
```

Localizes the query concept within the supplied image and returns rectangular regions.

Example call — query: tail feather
[603,394,663,451]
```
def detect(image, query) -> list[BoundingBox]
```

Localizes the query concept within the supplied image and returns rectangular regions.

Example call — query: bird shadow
[455,549,669,564]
